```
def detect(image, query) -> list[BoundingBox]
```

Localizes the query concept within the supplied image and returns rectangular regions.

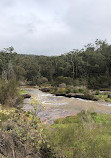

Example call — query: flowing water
[22,87,111,124]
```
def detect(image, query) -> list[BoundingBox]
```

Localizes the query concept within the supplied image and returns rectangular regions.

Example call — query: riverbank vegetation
[46,111,111,158]
[0,39,111,157]
[0,81,111,157]
[0,106,53,157]
[0,106,111,157]
[0,79,22,106]
[0,40,111,90]
[39,85,111,102]
[0,40,111,102]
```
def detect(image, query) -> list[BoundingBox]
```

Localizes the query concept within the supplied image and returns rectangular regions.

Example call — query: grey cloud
[0,0,111,55]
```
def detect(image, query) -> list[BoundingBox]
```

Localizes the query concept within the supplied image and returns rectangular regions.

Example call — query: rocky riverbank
[22,87,111,124]
[40,85,111,102]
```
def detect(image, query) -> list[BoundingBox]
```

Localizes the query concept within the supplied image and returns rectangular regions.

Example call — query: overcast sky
[0,0,111,55]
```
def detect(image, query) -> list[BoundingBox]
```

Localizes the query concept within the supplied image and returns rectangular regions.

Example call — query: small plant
[66,88,71,94]
[95,90,100,95]
[73,88,79,93]
[57,88,66,94]
[30,96,45,115]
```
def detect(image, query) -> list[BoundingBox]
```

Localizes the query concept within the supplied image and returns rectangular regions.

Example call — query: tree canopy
[0,40,111,89]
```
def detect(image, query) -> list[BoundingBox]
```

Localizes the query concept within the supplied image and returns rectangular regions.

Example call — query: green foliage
[74,78,88,87]
[0,106,53,157]
[88,76,111,89]
[83,91,96,100]
[55,88,67,94]
[46,111,111,158]
[95,90,100,95]
[66,88,71,93]
[95,94,111,102]
[0,40,111,89]
[73,86,88,94]
[0,79,19,105]
[105,98,111,102]
[56,76,73,85]
[19,89,27,95]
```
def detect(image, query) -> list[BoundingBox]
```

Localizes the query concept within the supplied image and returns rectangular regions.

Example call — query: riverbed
[22,87,111,124]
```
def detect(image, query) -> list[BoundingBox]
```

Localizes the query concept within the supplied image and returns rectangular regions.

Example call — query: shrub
[73,86,88,94]
[84,90,96,100]
[88,76,111,89]
[56,76,73,85]
[59,83,66,88]
[0,99,54,157]
[47,111,111,158]
[57,88,66,94]
[95,90,100,95]
[74,78,88,87]
[73,88,79,93]
[40,77,48,84]
[0,79,19,106]
[66,88,71,94]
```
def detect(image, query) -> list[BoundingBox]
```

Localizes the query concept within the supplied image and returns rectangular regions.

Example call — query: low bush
[46,111,111,158]
[56,88,66,94]
[95,94,111,102]
[95,90,100,95]
[0,79,19,106]
[66,88,71,94]
[55,76,73,85]
[73,86,88,94]
[0,105,54,157]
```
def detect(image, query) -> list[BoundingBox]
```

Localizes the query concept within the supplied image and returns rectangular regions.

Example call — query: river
[22,87,111,124]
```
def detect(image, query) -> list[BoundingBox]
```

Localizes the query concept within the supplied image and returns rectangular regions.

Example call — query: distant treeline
[0,39,111,89]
